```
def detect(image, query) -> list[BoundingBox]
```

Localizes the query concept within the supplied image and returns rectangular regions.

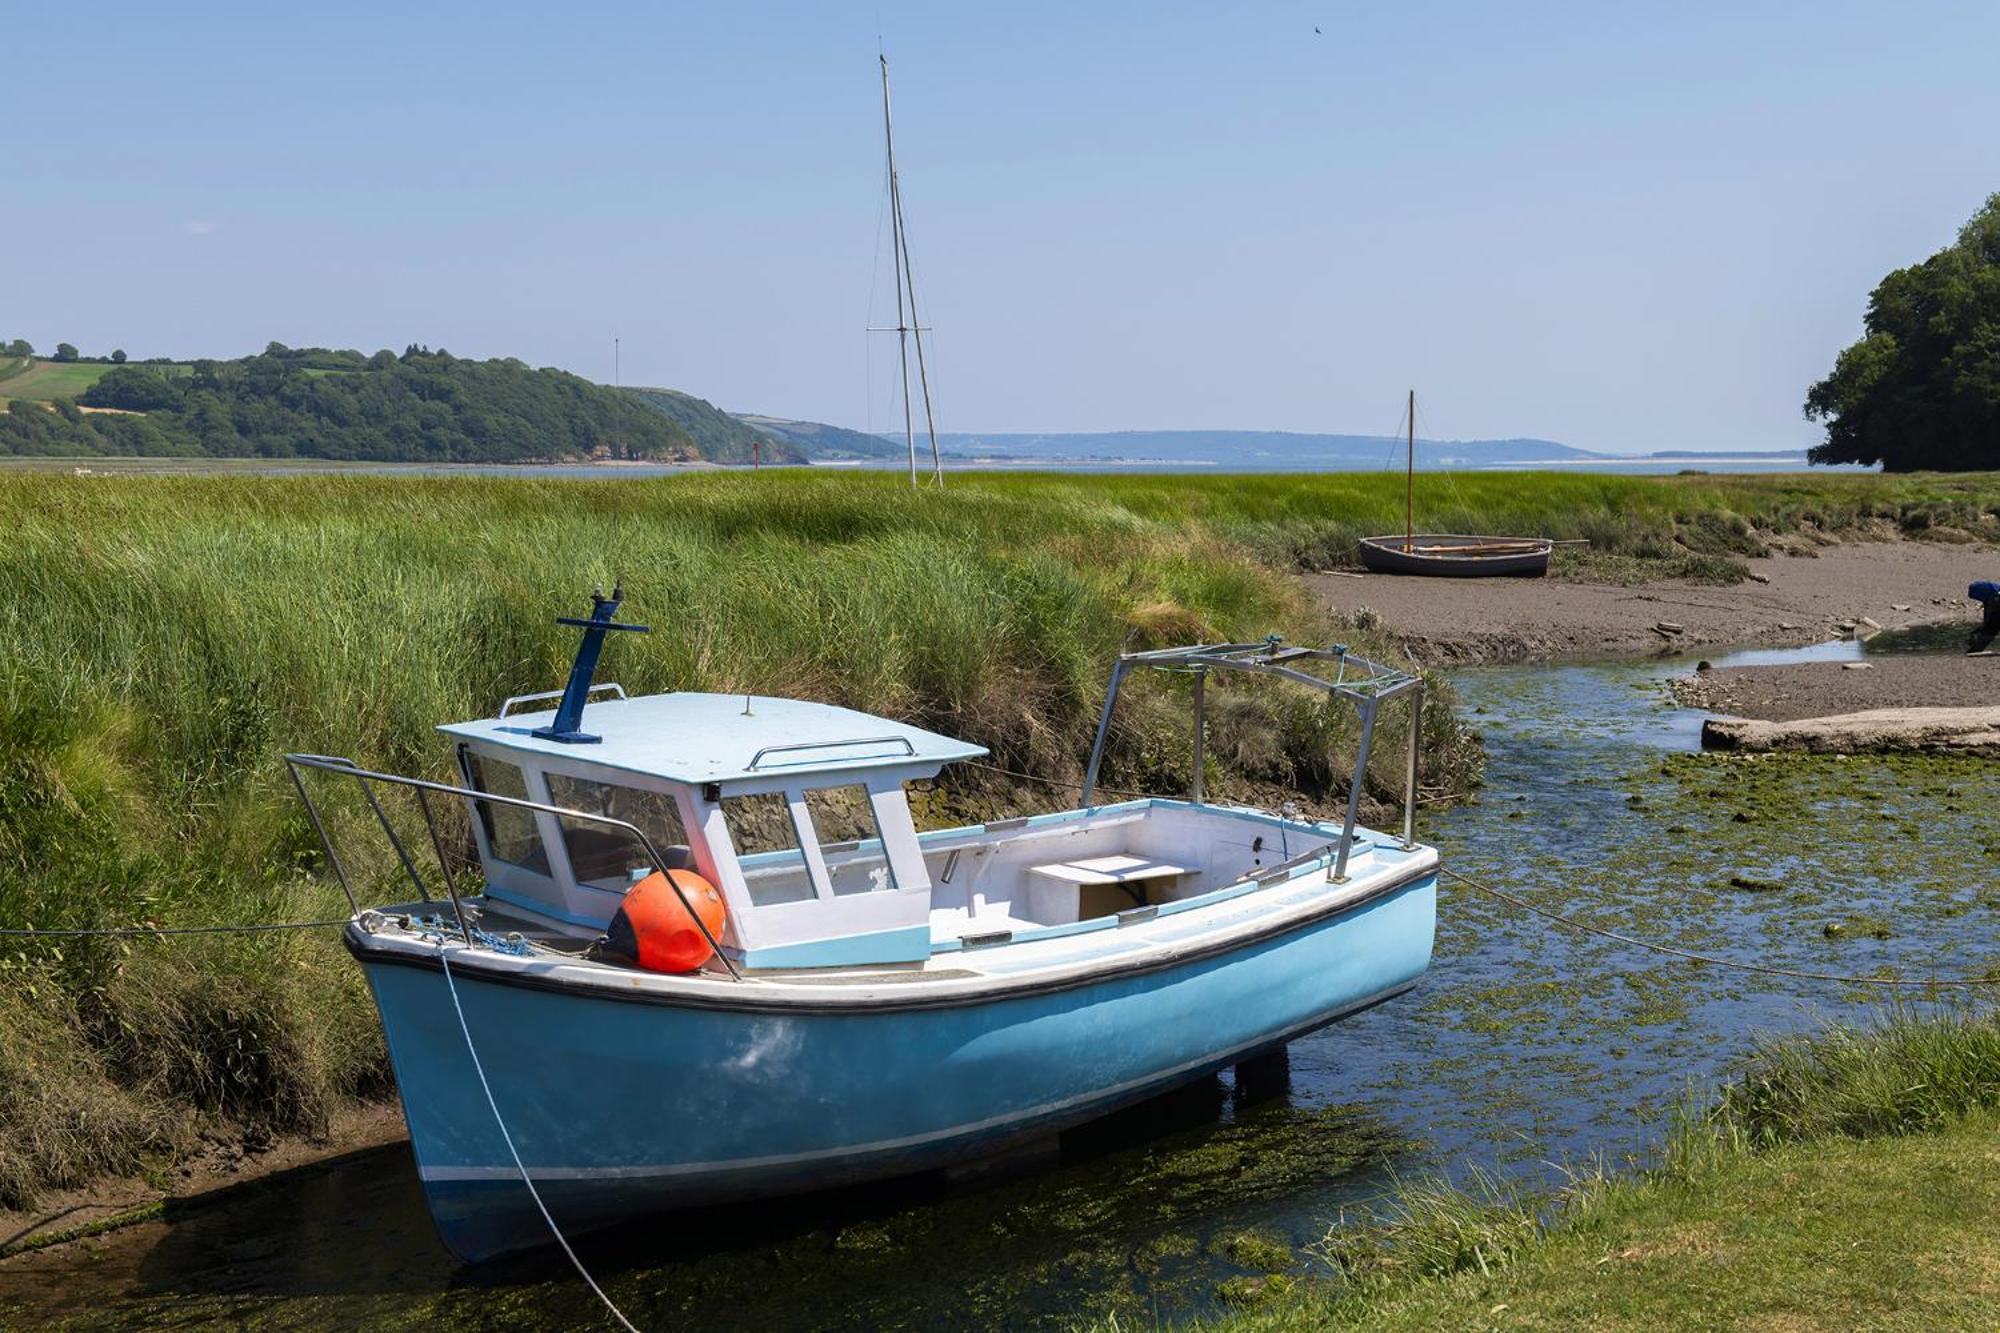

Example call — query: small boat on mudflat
[1358,532,1554,577]
[286,592,1440,1263]
[1359,390,1554,577]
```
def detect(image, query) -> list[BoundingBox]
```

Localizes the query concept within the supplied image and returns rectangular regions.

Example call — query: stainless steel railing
[283,753,741,980]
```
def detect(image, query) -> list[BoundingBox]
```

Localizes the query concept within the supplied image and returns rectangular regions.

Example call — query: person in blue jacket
[1971,580,2000,653]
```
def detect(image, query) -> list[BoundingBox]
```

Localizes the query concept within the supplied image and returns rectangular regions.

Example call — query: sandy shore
[1672,653,2000,722]
[1305,541,1996,663]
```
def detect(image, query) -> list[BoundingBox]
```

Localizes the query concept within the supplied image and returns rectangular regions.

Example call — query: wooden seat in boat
[1026,853,1200,920]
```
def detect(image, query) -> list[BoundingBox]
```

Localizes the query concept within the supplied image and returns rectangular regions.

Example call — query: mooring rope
[438,948,640,1332]
[1441,867,2000,988]
[0,918,350,938]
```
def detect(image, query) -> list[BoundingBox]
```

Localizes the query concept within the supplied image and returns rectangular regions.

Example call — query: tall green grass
[0,470,1472,1206]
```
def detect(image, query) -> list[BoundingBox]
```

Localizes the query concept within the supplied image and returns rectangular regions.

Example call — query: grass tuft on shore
[1152,1006,2000,1330]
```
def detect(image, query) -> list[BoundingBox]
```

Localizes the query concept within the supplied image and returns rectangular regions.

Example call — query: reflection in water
[8,637,1994,1329]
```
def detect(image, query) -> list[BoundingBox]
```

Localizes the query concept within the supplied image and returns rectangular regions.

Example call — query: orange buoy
[606,869,726,973]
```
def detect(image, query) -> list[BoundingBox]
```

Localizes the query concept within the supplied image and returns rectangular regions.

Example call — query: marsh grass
[0,470,1473,1206]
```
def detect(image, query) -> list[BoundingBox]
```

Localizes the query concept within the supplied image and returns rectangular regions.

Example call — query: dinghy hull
[1358,533,1553,577]
[355,867,1435,1263]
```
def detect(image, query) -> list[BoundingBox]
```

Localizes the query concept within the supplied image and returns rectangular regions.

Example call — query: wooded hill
[621,387,806,464]
[0,344,701,462]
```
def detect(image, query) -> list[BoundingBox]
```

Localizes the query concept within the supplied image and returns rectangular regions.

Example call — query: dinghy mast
[1404,388,1415,553]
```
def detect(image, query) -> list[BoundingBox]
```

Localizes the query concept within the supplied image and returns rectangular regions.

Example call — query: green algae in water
[1218,1229,1294,1273]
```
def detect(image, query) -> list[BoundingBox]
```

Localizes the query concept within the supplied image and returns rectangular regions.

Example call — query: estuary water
[4,634,1990,1329]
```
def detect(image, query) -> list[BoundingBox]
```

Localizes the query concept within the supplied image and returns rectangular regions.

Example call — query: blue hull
[360,873,1435,1263]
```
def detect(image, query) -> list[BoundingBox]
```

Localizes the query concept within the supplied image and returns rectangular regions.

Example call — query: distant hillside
[2,345,697,462]
[925,430,1593,468]
[739,413,905,461]
[624,387,804,464]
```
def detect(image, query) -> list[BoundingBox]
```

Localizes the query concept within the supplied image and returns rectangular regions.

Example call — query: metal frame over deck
[1080,637,1425,882]
[282,753,743,980]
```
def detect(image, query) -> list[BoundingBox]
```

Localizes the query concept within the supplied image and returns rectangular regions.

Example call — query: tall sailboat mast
[1405,388,1415,552]
[878,54,943,487]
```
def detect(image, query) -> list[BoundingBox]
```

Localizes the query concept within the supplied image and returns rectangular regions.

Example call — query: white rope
[439,949,641,1332]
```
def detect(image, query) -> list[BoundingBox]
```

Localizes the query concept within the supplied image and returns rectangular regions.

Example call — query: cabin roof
[439,691,987,785]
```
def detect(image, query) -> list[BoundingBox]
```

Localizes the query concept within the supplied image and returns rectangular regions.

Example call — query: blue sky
[5,2,1998,451]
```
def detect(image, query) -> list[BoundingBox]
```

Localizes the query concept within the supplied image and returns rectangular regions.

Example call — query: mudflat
[1673,653,2000,722]
[1307,540,1997,663]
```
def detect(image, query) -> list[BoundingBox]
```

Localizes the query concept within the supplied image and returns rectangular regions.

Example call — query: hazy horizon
[7,3,1998,454]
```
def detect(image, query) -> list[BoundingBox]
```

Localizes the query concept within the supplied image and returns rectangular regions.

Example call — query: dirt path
[1305,541,1998,663]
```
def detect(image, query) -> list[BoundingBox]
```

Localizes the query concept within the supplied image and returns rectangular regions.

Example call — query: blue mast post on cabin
[534,586,650,745]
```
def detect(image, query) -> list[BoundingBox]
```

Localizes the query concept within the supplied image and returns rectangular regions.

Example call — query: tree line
[1,344,700,462]
[3,338,133,363]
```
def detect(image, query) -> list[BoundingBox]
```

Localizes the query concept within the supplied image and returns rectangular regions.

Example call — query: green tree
[4,339,32,358]
[80,366,185,412]
[1807,193,2000,471]
[53,343,78,362]
[111,349,127,363]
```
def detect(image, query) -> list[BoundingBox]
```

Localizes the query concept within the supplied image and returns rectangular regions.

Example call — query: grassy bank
[1155,1007,2000,1330]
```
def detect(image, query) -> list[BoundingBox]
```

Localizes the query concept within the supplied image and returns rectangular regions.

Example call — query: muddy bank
[0,1102,406,1264]
[1306,541,1995,663]
[1671,653,2000,722]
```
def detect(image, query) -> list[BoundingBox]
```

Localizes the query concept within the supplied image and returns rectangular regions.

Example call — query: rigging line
[1380,397,1408,475]
[1441,867,2000,988]
[440,949,641,1333]
[1416,397,1476,530]
[0,918,349,938]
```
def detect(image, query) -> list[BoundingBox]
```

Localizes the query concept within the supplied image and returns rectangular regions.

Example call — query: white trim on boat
[351,850,1438,1012]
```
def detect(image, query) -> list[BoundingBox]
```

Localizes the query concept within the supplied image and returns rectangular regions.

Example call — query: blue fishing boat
[288,591,1439,1263]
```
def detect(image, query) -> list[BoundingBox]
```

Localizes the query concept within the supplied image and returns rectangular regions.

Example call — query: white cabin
[442,692,987,968]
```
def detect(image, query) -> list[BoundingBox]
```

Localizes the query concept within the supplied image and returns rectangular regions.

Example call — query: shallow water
[8,638,1995,1329]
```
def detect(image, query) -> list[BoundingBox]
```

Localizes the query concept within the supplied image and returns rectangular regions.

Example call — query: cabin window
[461,752,550,875]
[721,793,815,906]
[545,773,689,892]
[802,784,897,896]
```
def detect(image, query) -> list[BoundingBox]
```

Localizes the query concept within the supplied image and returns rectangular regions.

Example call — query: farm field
[0,359,122,402]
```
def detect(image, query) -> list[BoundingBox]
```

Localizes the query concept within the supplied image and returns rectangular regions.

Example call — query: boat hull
[1358,533,1552,577]
[356,871,1436,1263]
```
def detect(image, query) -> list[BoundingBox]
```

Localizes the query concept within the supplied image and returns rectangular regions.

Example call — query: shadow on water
[32,1055,1410,1329]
